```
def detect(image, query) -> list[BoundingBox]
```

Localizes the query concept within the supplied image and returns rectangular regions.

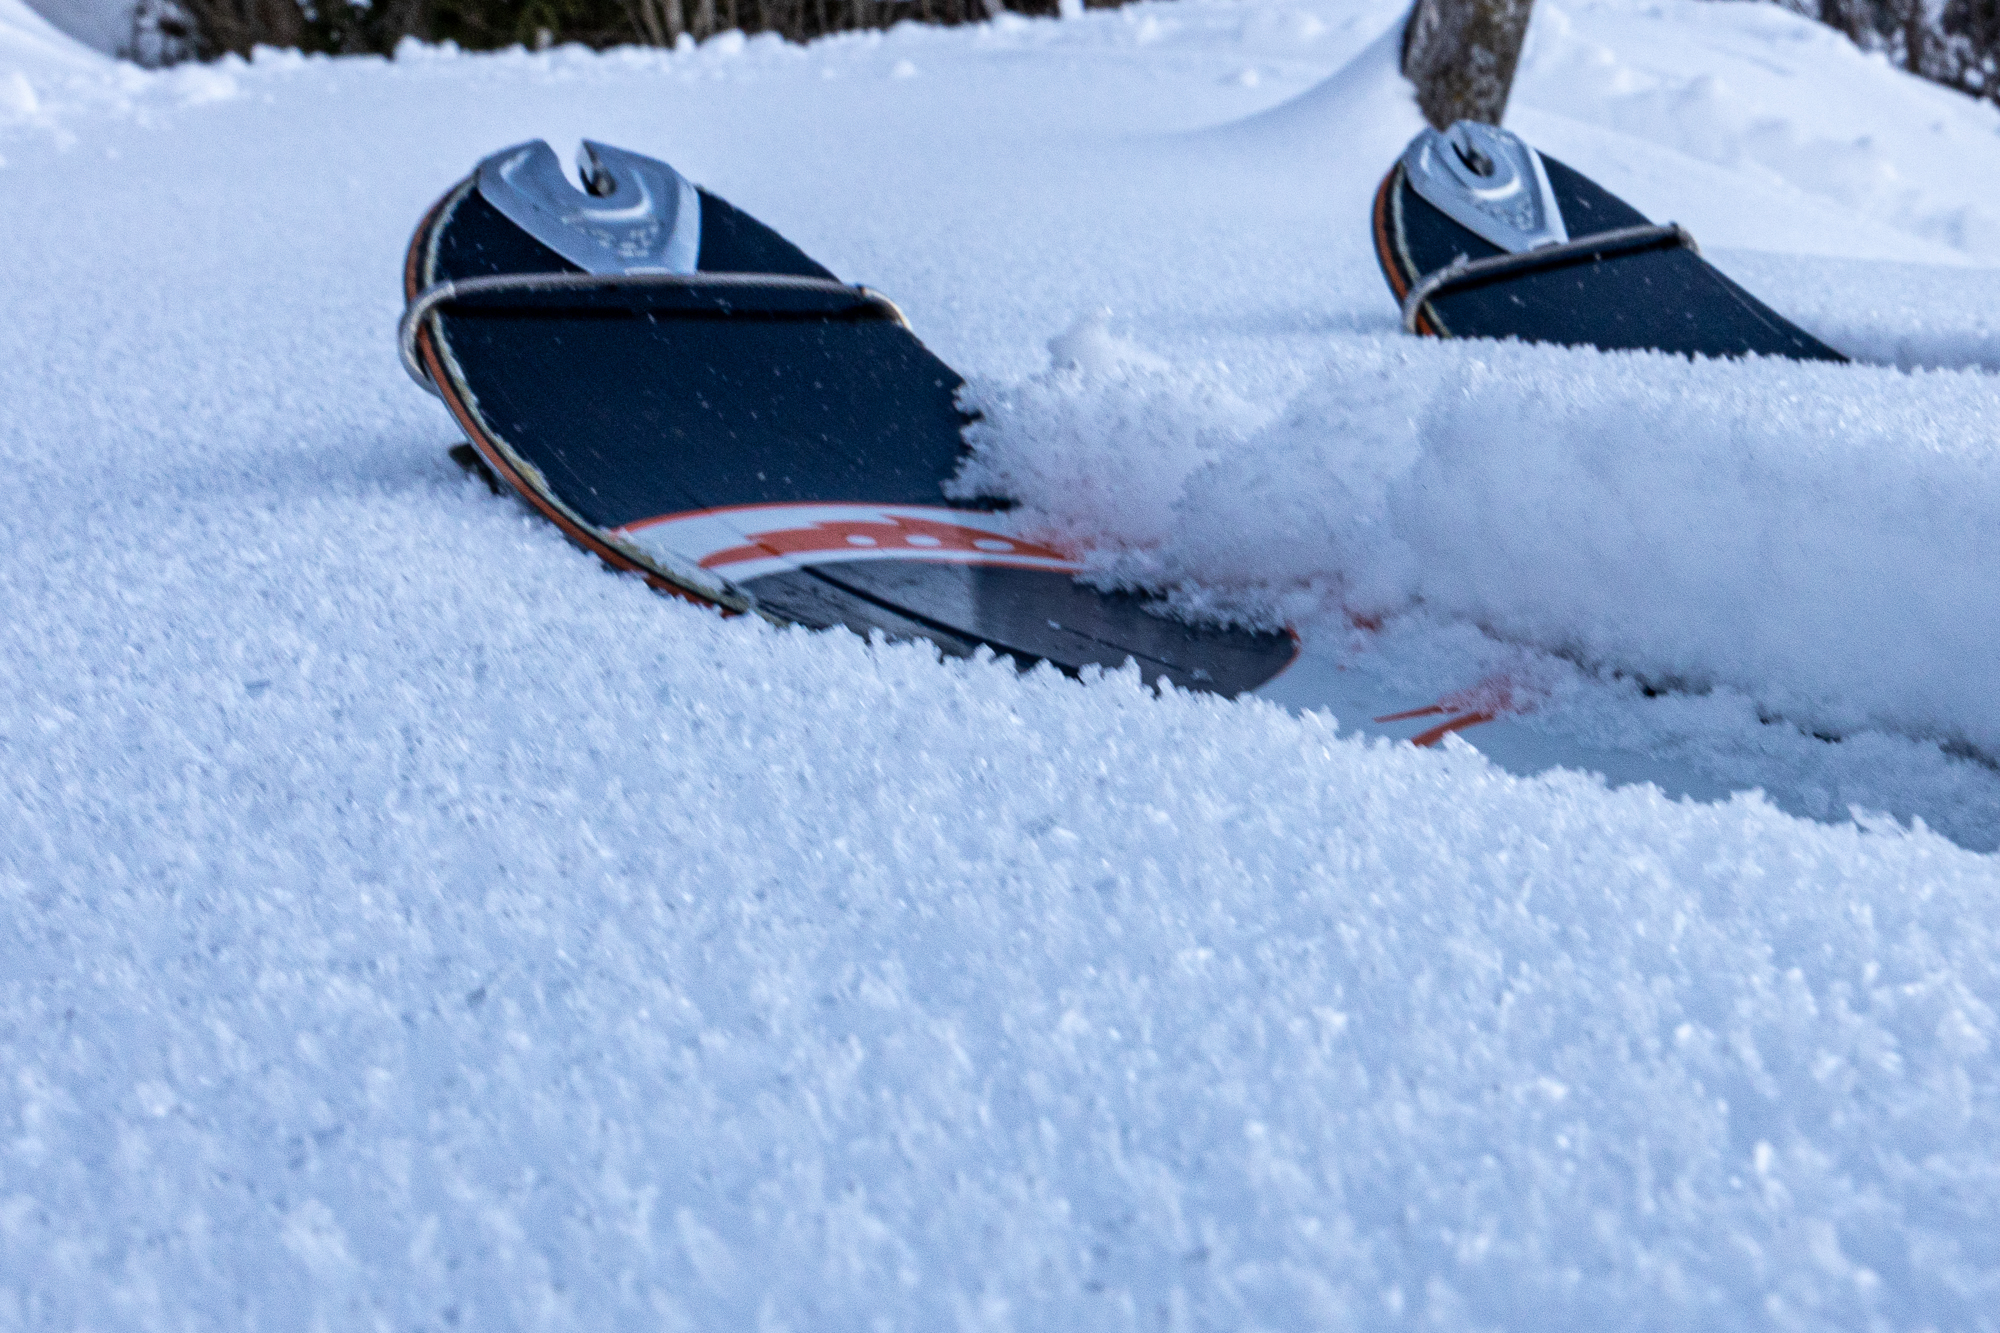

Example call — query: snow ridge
[962,335,2000,757]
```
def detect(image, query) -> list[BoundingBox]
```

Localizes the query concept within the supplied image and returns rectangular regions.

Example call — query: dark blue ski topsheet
[1373,139,1847,362]
[406,155,1296,695]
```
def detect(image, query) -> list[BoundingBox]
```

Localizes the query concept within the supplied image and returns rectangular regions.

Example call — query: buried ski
[1374,120,1846,362]
[399,138,1997,840]
[401,139,1296,696]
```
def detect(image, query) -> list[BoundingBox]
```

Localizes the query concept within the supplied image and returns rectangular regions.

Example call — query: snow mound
[0,0,105,114]
[0,0,238,140]
[1200,14,1422,156]
[1514,0,2000,263]
[16,0,132,56]
[960,335,2000,756]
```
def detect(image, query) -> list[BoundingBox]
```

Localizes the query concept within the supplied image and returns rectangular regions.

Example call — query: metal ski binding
[1393,122,1699,335]
[475,139,703,275]
[399,140,906,394]
[1401,120,1568,254]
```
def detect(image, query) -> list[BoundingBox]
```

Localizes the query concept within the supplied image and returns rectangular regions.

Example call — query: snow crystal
[3,0,1999,1327]
[964,334,2000,755]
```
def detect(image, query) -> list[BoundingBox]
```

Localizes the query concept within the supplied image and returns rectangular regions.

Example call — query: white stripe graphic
[614,504,1079,584]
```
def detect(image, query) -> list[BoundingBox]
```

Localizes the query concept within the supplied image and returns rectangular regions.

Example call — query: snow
[1516,0,2000,262]
[1,0,107,75]
[963,335,2000,773]
[17,0,132,57]
[3,0,2000,1328]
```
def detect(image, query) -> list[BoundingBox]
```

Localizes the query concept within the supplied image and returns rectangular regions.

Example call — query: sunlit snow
[3,1,1998,1328]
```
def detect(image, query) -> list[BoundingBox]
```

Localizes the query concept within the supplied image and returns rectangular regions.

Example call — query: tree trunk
[1824,0,1869,46]
[629,0,666,45]
[1896,0,1928,74]
[182,0,306,56]
[1401,0,1536,129]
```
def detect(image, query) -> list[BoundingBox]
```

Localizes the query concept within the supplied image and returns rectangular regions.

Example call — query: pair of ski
[401,121,1841,758]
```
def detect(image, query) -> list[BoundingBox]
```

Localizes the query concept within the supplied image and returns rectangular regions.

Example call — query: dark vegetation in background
[130,0,1098,63]
[130,0,2000,113]
[1770,0,2000,102]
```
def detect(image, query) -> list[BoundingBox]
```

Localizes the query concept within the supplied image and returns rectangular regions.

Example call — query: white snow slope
[4,2,2000,1329]
[16,0,132,57]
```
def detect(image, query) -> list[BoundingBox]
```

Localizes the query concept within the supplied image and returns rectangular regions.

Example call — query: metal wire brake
[1401,222,1699,335]
[399,270,910,396]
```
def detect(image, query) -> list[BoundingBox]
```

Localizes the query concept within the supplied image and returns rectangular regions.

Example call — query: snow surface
[17,0,131,57]
[4,0,2000,1327]
[1,0,106,76]
[961,331,2000,813]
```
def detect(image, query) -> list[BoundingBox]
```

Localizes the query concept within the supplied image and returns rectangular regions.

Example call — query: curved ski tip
[474,137,702,276]
[1399,120,1568,254]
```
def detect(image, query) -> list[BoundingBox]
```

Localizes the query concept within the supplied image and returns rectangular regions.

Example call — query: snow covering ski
[4,0,2000,1327]
[401,142,1298,691]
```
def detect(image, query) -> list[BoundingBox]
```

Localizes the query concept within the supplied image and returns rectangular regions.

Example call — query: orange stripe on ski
[1371,164,1444,338]
[1409,712,1496,748]
[1371,168,1410,303]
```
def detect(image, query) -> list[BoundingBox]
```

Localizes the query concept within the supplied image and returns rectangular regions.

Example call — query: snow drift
[961,333,2000,755]
[14,0,132,57]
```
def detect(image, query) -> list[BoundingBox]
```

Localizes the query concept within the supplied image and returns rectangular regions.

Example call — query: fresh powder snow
[13,0,130,58]
[3,0,1999,1328]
